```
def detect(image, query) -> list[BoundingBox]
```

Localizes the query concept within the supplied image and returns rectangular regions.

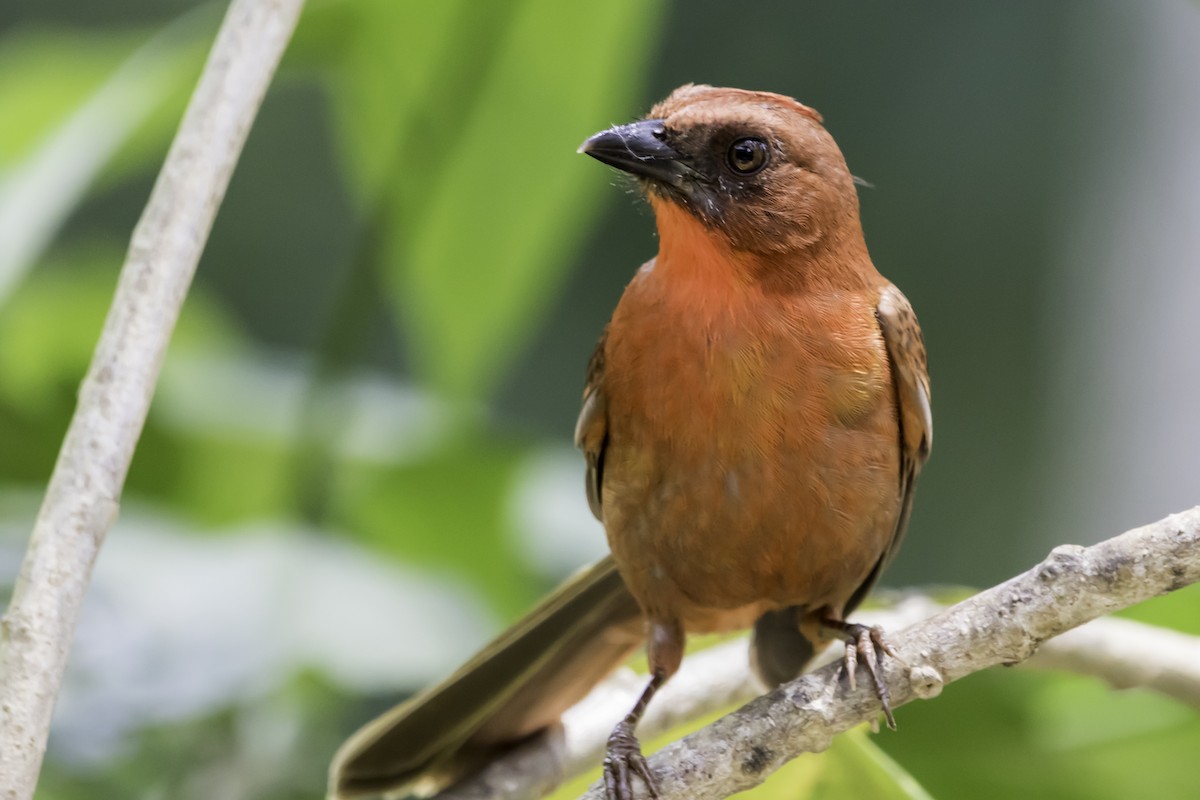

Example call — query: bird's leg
[819,616,902,730]
[604,670,665,800]
[603,619,683,800]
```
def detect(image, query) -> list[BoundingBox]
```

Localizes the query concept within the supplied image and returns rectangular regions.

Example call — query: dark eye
[726,137,769,174]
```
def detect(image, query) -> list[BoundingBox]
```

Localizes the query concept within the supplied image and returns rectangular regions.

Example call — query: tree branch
[431,506,1200,800]
[0,2,304,798]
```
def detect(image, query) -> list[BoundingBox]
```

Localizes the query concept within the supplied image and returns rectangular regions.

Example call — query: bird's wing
[844,283,933,614]
[574,326,609,521]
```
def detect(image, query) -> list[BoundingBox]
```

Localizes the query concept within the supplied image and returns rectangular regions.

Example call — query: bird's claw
[603,719,659,800]
[832,622,900,730]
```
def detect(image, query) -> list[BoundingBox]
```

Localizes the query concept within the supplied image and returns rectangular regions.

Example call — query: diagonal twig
[0,2,305,798]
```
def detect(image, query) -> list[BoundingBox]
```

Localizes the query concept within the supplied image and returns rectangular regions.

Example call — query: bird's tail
[750,606,818,689]
[329,556,644,799]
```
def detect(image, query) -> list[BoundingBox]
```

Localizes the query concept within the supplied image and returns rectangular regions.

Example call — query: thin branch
[1027,614,1200,709]
[431,506,1200,800]
[0,2,305,798]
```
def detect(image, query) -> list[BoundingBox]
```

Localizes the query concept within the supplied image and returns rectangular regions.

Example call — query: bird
[328,84,932,800]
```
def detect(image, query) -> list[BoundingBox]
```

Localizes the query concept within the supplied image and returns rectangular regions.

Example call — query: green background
[2,1,1199,798]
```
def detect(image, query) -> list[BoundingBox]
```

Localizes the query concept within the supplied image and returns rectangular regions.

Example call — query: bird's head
[580,84,863,258]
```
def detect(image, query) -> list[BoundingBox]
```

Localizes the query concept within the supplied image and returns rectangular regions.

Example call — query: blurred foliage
[1,1,1199,799]
[295,0,662,400]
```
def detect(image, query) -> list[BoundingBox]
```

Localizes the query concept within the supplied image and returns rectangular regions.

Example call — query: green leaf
[877,666,1200,800]
[130,429,297,525]
[811,727,933,800]
[295,0,471,205]
[1026,674,1193,753]
[315,0,665,399]
[0,243,245,495]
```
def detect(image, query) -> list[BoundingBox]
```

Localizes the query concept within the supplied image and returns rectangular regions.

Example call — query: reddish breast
[598,200,901,628]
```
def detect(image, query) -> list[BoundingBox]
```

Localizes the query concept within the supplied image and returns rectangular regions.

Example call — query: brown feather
[329,558,642,798]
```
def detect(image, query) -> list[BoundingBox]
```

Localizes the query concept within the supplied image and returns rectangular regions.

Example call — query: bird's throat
[650,198,756,301]
[649,196,874,305]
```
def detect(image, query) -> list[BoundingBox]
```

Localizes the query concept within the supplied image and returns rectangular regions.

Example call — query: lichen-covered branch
[431,506,1200,800]
[0,3,304,798]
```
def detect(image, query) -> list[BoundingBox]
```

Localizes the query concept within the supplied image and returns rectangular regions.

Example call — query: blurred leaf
[0,258,117,483]
[1027,674,1192,753]
[311,0,664,399]
[0,19,210,307]
[1049,712,1200,800]
[294,0,470,205]
[1026,675,1200,800]
[40,672,358,800]
[0,32,135,163]
[734,753,823,800]
[876,669,1065,797]
[334,436,535,615]
[812,727,933,800]
[98,18,214,190]
[878,666,1200,799]
[133,430,296,525]
[0,244,240,414]
[0,243,243,493]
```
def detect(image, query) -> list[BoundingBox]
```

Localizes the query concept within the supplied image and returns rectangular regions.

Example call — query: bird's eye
[726,137,769,175]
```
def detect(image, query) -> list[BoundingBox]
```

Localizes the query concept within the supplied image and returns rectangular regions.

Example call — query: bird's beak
[578,119,692,188]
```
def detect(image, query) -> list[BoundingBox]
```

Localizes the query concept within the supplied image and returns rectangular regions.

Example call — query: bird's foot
[824,620,902,730]
[603,718,659,800]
